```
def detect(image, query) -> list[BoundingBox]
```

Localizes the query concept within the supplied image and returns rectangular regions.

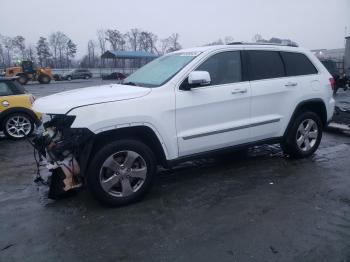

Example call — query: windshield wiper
[122,81,138,86]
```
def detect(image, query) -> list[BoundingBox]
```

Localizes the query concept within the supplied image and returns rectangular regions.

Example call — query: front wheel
[38,74,51,84]
[281,111,323,158]
[87,139,156,206]
[3,113,34,140]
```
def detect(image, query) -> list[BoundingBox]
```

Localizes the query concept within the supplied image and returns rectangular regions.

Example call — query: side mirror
[179,71,211,91]
[188,71,211,86]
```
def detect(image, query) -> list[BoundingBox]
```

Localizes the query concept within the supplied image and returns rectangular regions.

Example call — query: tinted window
[196,51,242,86]
[247,51,285,81]
[281,52,318,76]
[0,82,13,96]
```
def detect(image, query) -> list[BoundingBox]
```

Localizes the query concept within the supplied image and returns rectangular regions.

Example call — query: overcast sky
[0,0,349,57]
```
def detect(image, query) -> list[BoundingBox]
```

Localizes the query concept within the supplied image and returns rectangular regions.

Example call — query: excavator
[5,60,53,85]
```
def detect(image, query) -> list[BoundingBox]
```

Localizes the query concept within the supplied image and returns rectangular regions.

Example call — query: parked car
[0,77,41,139]
[320,59,349,94]
[33,43,335,206]
[62,69,92,80]
[102,72,127,80]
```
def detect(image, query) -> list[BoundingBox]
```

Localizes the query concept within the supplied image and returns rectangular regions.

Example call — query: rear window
[280,52,318,76]
[247,51,285,81]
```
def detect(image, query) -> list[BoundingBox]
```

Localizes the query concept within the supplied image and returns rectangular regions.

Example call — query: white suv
[33,43,335,206]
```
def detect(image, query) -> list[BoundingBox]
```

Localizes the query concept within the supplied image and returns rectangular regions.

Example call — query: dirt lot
[1,80,350,262]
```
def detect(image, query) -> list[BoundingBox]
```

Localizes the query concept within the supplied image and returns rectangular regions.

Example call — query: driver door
[175,51,251,157]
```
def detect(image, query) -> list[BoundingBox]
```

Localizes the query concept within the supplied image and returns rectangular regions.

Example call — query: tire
[17,75,29,85]
[2,113,34,140]
[67,76,72,81]
[38,74,51,84]
[84,75,90,80]
[281,111,323,158]
[87,139,157,206]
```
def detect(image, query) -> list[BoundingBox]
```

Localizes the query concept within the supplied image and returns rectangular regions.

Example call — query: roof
[101,50,159,59]
[0,76,18,81]
[175,44,306,54]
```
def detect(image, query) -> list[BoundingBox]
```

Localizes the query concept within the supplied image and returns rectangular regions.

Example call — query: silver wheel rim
[5,115,32,138]
[99,150,147,197]
[296,119,318,152]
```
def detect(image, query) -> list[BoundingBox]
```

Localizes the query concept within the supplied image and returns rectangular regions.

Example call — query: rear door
[245,49,301,140]
[176,50,251,156]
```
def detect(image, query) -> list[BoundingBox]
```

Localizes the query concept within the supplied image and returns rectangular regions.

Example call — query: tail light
[329,78,336,90]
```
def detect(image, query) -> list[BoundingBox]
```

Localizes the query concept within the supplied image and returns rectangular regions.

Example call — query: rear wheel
[3,113,34,140]
[281,111,322,158]
[38,74,51,84]
[17,74,29,85]
[87,139,156,206]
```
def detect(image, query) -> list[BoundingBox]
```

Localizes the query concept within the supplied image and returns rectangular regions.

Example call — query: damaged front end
[32,114,94,199]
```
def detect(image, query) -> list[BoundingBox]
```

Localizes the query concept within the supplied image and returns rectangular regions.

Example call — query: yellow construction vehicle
[5,60,53,85]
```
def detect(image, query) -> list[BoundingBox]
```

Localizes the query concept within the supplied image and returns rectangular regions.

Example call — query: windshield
[123,52,200,87]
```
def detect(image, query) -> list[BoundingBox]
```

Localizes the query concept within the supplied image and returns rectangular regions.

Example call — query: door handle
[285,82,298,87]
[231,88,247,94]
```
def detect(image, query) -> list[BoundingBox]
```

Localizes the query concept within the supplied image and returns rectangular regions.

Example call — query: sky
[0,0,349,58]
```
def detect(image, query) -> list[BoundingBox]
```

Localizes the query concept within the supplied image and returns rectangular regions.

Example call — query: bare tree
[224,36,234,44]
[25,44,36,62]
[0,42,5,68]
[252,34,263,43]
[87,40,96,67]
[2,36,14,66]
[12,35,26,59]
[165,33,181,52]
[138,31,157,53]
[106,29,125,50]
[97,29,107,55]
[126,28,140,51]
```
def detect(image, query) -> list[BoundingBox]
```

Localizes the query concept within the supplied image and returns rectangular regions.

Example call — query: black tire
[84,75,90,80]
[2,113,34,140]
[38,74,51,84]
[281,111,323,158]
[17,74,29,85]
[87,139,157,206]
[67,76,72,81]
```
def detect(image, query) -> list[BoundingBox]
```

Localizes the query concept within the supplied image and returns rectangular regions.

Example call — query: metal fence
[51,68,137,78]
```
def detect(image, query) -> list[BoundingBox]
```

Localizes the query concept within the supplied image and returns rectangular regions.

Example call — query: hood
[33,84,152,114]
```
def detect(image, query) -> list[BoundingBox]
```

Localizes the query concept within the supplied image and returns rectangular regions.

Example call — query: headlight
[44,114,76,129]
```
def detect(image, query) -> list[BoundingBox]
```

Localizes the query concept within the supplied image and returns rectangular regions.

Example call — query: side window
[247,50,285,81]
[280,52,318,76]
[0,83,13,96]
[196,51,242,86]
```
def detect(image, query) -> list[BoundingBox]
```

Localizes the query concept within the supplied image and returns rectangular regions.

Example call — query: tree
[0,43,5,68]
[25,44,36,63]
[252,34,263,43]
[36,37,51,67]
[66,39,77,67]
[126,28,140,51]
[87,40,96,67]
[97,29,107,55]
[12,35,26,59]
[165,33,181,52]
[138,31,157,53]
[2,36,14,67]
[106,29,125,50]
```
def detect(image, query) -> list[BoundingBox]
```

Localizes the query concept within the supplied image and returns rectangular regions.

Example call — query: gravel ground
[1,80,350,262]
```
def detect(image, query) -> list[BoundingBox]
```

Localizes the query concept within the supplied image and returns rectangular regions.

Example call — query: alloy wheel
[5,115,32,138]
[99,150,147,197]
[296,119,318,152]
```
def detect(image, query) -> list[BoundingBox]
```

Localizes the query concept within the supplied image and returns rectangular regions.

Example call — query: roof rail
[227,41,298,47]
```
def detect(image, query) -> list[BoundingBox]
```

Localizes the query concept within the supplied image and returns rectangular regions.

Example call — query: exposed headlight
[44,114,76,129]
